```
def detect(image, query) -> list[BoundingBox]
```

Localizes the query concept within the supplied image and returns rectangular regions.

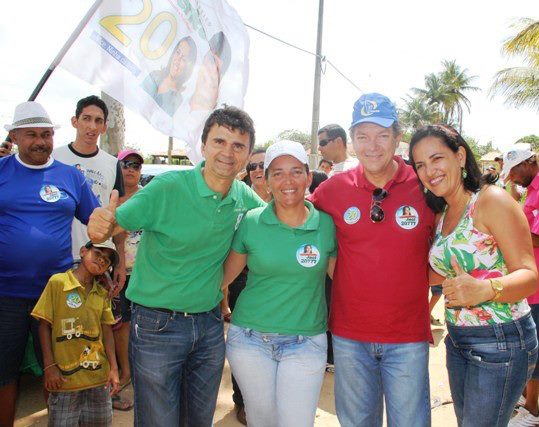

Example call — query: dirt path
[15,303,457,426]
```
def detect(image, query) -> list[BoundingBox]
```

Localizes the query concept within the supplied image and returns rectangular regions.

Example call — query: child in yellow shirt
[32,241,120,426]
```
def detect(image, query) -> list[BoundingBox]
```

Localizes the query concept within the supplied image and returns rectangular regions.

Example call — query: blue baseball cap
[350,93,398,129]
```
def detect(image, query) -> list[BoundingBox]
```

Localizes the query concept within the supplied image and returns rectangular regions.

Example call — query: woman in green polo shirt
[222,140,336,427]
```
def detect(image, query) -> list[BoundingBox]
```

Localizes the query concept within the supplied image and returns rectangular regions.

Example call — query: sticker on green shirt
[296,244,320,268]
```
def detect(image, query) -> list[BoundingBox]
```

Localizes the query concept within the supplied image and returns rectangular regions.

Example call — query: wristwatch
[489,279,504,301]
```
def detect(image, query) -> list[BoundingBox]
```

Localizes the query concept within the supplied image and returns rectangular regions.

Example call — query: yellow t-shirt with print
[31,270,115,392]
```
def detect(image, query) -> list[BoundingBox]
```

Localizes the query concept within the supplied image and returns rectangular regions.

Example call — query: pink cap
[118,149,143,163]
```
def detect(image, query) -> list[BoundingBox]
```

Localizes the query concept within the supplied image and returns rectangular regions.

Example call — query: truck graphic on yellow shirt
[79,344,101,369]
[59,343,103,376]
[61,318,83,339]
[56,318,99,342]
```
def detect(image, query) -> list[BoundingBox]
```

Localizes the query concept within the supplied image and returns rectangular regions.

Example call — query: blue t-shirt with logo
[0,155,99,299]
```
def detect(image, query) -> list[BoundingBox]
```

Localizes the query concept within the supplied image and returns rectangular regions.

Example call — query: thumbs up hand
[442,256,494,307]
[88,190,119,243]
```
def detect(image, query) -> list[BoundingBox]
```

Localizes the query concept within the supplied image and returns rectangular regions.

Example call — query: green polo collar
[260,200,319,230]
[194,161,239,203]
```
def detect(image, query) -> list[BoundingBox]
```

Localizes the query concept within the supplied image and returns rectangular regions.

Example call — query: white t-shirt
[53,143,124,260]
[330,157,359,177]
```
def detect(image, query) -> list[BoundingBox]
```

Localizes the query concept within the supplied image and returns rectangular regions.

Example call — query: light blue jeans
[226,324,327,427]
[333,335,430,427]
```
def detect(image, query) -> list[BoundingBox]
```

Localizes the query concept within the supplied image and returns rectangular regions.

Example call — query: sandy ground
[15,303,457,426]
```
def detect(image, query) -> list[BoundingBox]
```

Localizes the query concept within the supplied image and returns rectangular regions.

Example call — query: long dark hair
[163,36,197,90]
[408,125,488,213]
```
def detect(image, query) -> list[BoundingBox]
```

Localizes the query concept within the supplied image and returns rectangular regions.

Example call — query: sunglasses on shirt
[120,160,142,171]
[370,188,388,223]
[318,138,335,147]
[246,161,265,172]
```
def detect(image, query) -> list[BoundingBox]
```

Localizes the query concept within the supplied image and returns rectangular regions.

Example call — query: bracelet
[43,363,57,371]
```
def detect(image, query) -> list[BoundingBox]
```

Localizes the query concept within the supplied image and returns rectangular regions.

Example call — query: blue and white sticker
[296,244,320,268]
[66,291,82,309]
[40,185,61,203]
[395,205,419,229]
[343,207,361,225]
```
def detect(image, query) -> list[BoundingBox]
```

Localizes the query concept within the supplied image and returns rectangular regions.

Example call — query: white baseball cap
[4,101,59,131]
[264,140,309,170]
[502,143,535,178]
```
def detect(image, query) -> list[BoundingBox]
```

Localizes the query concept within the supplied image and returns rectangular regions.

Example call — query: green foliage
[516,134,539,151]
[265,129,312,150]
[490,18,539,111]
[462,136,497,161]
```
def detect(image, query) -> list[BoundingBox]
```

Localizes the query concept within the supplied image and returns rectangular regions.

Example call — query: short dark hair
[76,96,109,122]
[251,147,266,156]
[201,106,256,151]
[318,124,347,145]
[309,170,328,194]
[318,159,333,167]
[409,125,483,213]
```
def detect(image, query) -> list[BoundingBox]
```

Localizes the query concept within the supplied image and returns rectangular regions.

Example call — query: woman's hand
[442,258,494,307]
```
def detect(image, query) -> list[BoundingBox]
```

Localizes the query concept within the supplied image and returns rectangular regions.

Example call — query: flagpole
[309,0,324,169]
[28,0,103,101]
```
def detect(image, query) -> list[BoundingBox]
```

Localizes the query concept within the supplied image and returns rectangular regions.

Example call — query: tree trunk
[99,92,125,156]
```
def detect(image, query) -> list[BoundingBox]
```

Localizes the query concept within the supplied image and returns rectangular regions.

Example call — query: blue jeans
[0,297,42,386]
[333,335,430,427]
[446,312,538,427]
[226,324,327,427]
[129,304,225,427]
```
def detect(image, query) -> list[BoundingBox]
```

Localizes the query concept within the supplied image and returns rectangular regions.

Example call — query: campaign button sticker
[395,205,419,229]
[66,291,82,309]
[343,207,361,225]
[40,185,61,203]
[296,244,320,268]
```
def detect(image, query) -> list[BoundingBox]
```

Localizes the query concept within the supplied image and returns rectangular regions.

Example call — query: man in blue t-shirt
[0,101,99,426]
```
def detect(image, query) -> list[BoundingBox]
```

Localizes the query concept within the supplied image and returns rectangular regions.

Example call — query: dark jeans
[446,312,538,427]
[129,304,225,427]
[0,296,42,386]
[228,270,247,407]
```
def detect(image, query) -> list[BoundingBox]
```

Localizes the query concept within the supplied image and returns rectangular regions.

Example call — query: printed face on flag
[60,0,249,165]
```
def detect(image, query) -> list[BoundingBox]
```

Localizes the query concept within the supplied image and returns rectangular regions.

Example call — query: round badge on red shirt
[343,206,361,225]
[395,205,419,229]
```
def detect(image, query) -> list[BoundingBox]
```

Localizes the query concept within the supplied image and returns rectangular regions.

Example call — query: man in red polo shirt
[503,144,539,426]
[310,93,434,427]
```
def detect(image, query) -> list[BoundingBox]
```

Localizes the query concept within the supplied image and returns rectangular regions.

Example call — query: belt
[134,303,211,317]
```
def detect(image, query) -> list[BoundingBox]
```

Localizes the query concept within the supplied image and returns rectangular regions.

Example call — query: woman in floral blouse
[409,124,538,427]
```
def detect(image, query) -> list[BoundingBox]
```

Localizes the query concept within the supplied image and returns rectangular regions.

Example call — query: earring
[423,187,428,194]
[462,168,467,179]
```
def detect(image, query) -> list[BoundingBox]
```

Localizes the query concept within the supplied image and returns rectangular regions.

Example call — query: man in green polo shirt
[87,106,264,427]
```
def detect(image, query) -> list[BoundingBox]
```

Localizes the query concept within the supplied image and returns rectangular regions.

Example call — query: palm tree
[412,73,450,121]
[440,60,480,132]
[490,18,539,111]
[399,96,441,131]
[412,61,479,132]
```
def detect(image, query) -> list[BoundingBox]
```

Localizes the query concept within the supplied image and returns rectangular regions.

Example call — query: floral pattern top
[429,191,530,326]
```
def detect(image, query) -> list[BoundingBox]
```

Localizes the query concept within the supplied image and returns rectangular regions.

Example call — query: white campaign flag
[61,0,249,164]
